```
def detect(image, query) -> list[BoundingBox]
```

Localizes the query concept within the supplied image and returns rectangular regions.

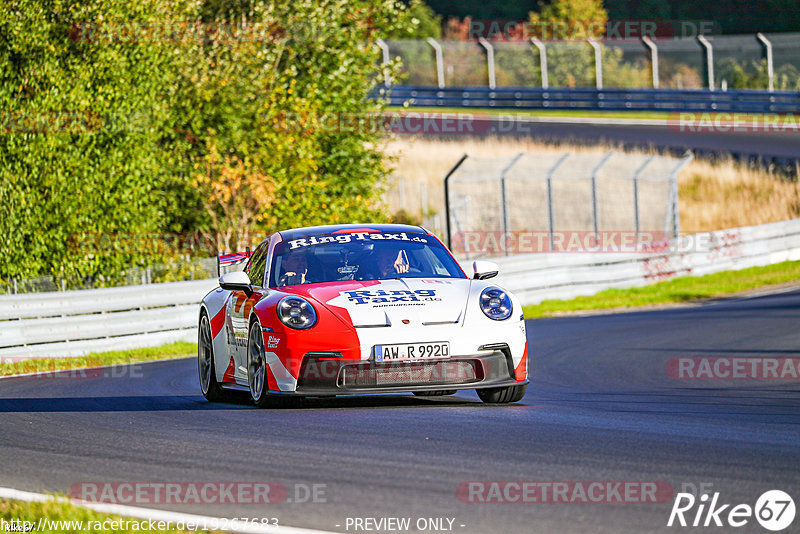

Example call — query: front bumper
[292,350,523,396]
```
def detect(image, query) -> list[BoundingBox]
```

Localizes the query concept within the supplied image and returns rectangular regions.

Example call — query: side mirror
[219,271,253,296]
[472,260,499,280]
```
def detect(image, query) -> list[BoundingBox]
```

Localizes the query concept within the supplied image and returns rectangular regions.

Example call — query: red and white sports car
[198,224,528,407]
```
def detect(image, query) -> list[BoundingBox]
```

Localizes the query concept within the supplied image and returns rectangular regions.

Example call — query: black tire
[247,320,272,408]
[247,319,302,409]
[198,312,231,402]
[413,390,457,397]
[476,384,527,404]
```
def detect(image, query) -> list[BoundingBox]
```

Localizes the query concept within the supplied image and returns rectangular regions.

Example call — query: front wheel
[247,320,301,409]
[476,384,527,404]
[198,313,230,402]
[247,320,271,407]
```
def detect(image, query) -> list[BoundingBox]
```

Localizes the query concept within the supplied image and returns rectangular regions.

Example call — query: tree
[0,0,188,285]
[171,1,414,240]
[0,0,415,287]
[390,0,442,38]
[194,143,276,253]
[525,0,650,88]
[529,0,608,39]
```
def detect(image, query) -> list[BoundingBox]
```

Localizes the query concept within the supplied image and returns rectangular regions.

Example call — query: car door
[228,242,268,382]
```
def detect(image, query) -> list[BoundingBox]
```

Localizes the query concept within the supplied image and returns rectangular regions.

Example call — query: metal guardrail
[0,279,218,358]
[2,219,799,358]
[377,85,800,113]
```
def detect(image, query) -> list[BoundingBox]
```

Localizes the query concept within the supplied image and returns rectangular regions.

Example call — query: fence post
[530,38,548,89]
[632,156,655,239]
[697,35,715,90]
[667,152,693,238]
[477,38,496,89]
[546,154,570,251]
[443,154,469,249]
[641,36,659,89]
[499,153,524,256]
[590,153,614,241]
[427,38,445,89]
[587,39,603,90]
[375,39,392,87]
[756,33,774,92]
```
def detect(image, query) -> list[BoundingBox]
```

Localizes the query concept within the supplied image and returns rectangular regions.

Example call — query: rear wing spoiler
[217,248,251,277]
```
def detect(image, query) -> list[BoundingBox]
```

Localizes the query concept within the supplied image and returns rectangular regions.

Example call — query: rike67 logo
[668,490,796,531]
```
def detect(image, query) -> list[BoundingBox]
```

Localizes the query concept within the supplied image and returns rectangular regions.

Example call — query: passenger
[278,252,316,286]
[374,248,410,278]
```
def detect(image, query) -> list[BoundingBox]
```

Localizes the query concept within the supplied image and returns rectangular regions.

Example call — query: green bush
[0,0,414,287]
[0,1,187,285]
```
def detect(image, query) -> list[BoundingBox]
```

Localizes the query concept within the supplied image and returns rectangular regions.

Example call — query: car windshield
[269,230,466,288]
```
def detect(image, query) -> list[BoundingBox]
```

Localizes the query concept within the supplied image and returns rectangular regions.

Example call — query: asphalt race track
[1,289,799,533]
[422,116,800,166]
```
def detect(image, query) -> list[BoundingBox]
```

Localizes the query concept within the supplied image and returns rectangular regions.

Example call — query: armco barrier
[0,279,218,359]
[1,219,799,359]
[377,86,800,113]
[484,218,800,305]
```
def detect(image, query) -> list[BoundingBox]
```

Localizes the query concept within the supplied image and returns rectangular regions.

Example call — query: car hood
[288,278,472,328]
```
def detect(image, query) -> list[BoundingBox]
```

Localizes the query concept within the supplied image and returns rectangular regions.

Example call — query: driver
[374,248,410,278]
[278,251,315,286]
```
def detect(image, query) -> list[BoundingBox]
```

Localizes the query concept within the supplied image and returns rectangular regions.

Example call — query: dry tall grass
[678,159,800,231]
[384,137,800,233]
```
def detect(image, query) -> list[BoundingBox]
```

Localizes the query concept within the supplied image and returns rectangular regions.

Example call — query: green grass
[523,260,800,318]
[388,106,800,122]
[388,105,673,121]
[1,497,214,533]
[0,341,196,377]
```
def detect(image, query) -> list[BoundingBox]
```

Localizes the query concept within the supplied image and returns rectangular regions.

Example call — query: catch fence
[442,151,692,259]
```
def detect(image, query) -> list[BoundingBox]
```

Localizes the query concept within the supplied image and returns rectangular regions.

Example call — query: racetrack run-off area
[1,289,798,533]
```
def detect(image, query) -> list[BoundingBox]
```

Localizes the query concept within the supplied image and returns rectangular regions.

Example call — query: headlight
[277,296,317,330]
[480,287,512,321]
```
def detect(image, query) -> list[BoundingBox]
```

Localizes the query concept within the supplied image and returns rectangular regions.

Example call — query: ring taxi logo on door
[266,335,281,349]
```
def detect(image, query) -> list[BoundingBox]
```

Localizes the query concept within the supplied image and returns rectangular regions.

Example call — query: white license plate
[374,342,450,362]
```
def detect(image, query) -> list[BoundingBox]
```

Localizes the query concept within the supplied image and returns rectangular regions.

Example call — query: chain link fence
[384,33,800,91]
[441,151,692,259]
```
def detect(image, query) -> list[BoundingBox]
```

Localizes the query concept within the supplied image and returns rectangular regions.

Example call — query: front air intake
[339,361,478,388]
